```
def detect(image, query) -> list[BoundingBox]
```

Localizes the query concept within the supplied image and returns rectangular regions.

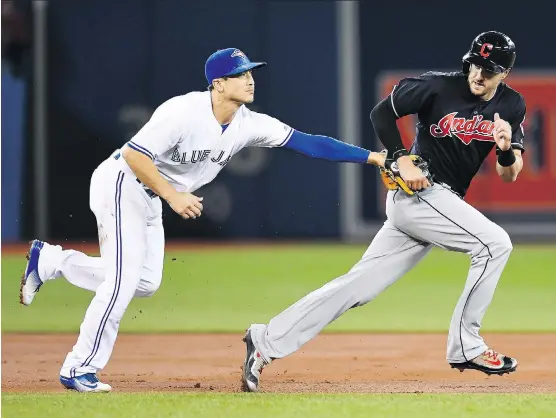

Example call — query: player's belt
[135,179,158,199]
[113,153,158,199]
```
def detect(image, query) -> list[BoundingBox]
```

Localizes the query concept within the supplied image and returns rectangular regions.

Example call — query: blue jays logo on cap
[205,48,267,86]
[231,49,246,58]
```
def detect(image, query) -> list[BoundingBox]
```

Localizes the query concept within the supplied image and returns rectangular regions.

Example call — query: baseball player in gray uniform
[242,31,525,392]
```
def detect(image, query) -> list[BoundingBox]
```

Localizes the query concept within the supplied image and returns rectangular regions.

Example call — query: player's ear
[213,78,225,93]
[500,69,510,80]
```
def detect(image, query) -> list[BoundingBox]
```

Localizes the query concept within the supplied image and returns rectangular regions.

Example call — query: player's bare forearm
[496,150,523,182]
[122,147,178,201]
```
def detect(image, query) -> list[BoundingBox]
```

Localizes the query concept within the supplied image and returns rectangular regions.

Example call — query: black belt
[113,153,158,199]
[135,178,158,198]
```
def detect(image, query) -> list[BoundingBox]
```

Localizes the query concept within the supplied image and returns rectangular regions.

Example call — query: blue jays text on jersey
[170,147,232,166]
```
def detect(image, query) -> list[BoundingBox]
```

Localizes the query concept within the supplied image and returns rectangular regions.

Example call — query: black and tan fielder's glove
[379,153,433,196]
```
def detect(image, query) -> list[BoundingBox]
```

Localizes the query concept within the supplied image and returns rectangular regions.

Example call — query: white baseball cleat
[20,240,46,306]
[60,373,112,393]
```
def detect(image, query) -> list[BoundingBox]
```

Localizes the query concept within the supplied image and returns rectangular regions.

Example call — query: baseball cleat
[241,329,270,392]
[449,348,518,375]
[20,240,45,306]
[60,373,112,393]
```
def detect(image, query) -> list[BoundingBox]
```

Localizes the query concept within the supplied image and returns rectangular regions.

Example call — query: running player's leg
[250,219,432,362]
[390,184,513,365]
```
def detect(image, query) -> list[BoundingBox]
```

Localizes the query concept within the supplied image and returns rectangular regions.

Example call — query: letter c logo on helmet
[479,43,494,58]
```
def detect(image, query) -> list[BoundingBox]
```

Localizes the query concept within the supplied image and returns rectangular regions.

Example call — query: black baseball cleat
[241,328,270,392]
[449,348,518,376]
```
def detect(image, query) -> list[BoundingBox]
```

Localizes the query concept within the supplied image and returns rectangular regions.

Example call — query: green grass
[2,393,555,418]
[2,244,554,333]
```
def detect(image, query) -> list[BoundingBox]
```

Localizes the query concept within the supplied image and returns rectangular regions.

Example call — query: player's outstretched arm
[122,147,203,219]
[493,113,523,182]
[282,130,385,167]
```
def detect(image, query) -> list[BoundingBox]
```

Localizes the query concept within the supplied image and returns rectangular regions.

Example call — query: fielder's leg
[244,219,432,391]
[19,164,113,304]
[20,174,164,301]
[37,246,105,292]
[60,170,149,388]
[29,201,164,297]
[20,240,105,306]
[134,198,164,297]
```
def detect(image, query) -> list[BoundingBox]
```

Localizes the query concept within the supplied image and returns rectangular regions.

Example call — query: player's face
[223,70,255,104]
[467,64,509,100]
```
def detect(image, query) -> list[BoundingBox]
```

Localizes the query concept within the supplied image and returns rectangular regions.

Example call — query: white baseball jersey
[115,91,294,192]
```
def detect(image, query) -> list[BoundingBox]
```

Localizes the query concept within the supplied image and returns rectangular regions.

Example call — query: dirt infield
[2,333,555,393]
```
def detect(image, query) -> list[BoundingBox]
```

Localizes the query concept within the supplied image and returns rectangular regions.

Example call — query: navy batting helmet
[462,31,516,74]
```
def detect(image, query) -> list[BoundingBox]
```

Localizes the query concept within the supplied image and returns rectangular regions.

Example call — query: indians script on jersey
[430,113,495,145]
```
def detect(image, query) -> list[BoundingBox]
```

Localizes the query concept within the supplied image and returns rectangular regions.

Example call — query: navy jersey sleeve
[390,72,439,118]
[508,95,526,152]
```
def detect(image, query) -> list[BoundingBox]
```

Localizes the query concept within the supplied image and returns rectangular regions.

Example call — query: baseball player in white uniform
[20,47,386,392]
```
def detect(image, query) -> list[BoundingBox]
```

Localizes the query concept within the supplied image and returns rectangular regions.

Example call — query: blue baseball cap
[205,48,267,87]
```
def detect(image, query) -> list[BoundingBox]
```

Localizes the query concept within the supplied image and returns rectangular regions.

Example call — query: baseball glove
[379,154,433,196]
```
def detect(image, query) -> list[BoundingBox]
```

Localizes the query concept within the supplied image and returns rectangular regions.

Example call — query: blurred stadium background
[2,0,554,246]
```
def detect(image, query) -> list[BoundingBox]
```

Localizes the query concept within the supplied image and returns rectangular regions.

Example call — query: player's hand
[493,113,512,151]
[167,192,204,219]
[397,156,430,191]
[368,151,386,167]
